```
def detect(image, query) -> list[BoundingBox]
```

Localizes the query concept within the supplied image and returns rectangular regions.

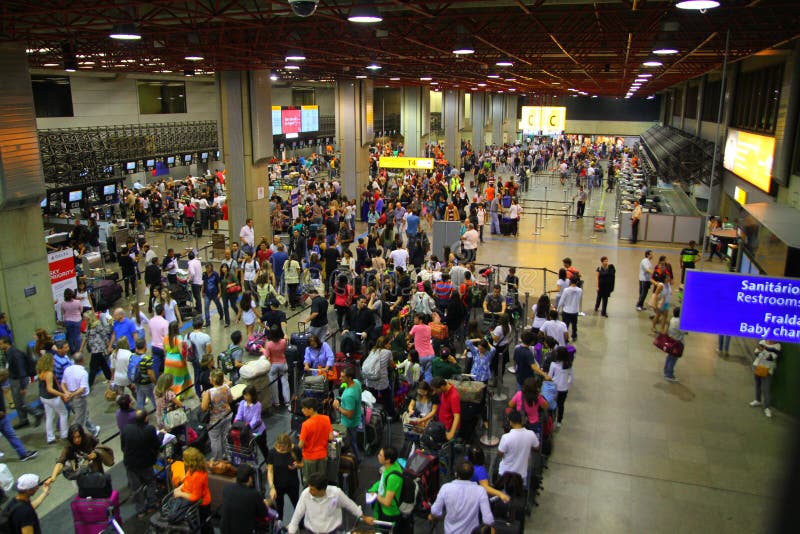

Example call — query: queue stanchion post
[536,207,544,231]
[533,209,541,236]
[480,391,500,447]
[543,187,550,220]
[590,209,598,240]
[561,206,570,238]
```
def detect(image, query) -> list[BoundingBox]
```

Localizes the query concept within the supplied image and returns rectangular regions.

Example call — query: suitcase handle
[297,321,307,334]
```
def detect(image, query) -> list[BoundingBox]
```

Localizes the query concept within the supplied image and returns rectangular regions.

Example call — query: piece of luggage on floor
[178,304,196,321]
[492,518,525,534]
[457,400,483,443]
[246,328,268,355]
[77,472,113,499]
[92,280,123,312]
[71,490,121,534]
[290,322,312,355]
[339,452,359,496]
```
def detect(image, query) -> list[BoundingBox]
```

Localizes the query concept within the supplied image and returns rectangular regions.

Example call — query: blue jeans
[419,355,435,383]
[663,355,678,379]
[347,426,361,464]
[64,320,82,354]
[0,415,27,458]
[136,383,156,410]
[151,347,165,379]
[204,295,223,325]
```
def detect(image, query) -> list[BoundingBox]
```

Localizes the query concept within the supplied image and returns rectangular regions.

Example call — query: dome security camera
[289,0,319,17]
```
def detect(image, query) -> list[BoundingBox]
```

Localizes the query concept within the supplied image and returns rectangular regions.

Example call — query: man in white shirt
[460,223,479,262]
[186,316,212,397]
[239,218,255,254]
[557,276,583,341]
[186,251,203,315]
[636,249,654,311]
[388,243,409,271]
[149,304,169,378]
[287,472,371,534]
[540,309,569,346]
[498,410,539,484]
[61,353,99,437]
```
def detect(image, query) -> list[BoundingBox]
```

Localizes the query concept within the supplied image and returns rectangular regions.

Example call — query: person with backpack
[549,346,574,428]
[0,336,42,430]
[2,474,50,534]
[201,263,223,328]
[131,339,156,410]
[362,336,394,417]
[332,274,354,330]
[368,446,411,533]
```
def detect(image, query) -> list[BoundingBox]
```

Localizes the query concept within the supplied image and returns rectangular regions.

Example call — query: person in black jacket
[220,464,269,534]
[144,257,162,314]
[0,337,42,429]
[121,410,160,517]
[118,246,137,298]
[343,296,376,353]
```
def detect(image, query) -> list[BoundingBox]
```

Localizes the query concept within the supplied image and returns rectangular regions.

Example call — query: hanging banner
[49,248,77,320]
[519,106,566,135]
[378,156,435,169]
[291,188,299,221]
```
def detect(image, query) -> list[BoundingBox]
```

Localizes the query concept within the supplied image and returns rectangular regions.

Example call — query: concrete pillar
[679,81,688,131]
[695,76,706,137]
[471,92,485,151]
[491,94,504,146]
[504,95,519,143]
[0,44,57,338]
[707,63,739,215]
[401,87,421,156]
[218,70,272,244]
[443,89,460,165]
[335,81,370,200]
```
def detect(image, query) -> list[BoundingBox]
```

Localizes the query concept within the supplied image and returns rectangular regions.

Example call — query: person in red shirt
[431,377,461,441]
[298,397,333,483]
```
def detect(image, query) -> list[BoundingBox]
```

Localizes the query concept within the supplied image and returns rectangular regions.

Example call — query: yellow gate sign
[378,156,434,169]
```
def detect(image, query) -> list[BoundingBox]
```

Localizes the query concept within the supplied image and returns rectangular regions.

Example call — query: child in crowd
[549,346,574,428]
[396,349,420,386]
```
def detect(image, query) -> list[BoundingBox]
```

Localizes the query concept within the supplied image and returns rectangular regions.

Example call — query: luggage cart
[349,517,395,533]
[593,210,607,233]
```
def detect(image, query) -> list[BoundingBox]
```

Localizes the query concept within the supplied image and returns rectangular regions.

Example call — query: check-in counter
[618,185,703,244]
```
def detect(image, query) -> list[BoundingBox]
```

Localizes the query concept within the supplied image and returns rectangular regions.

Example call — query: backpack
[361,350,383,382]
[421,420,447,451]
[127,353,143,383]
[387,471,422,517]
[469,283,485,308]
[334,284,352,308]
[218,346,241,374]
[0,499,22,534]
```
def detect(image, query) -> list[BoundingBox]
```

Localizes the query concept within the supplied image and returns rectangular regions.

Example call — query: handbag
[754,364,770,378]
[104,386,117,402]
[165,496,194,524]
[163,407,189,429]
[653,333,684,357]
[226,283,242,294]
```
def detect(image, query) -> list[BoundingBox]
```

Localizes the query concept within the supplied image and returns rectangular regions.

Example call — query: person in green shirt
[333,366,362,463]
[368,446,411,533]
[431,347,462,380]
[679,240,701,284]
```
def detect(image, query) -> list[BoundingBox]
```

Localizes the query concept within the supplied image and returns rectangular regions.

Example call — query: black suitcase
[77,472,112,499]
[339,452,358,496]
[179,304,197,321]
[92,280,123,311]
[492,519,524,534]
[290,322,312,355]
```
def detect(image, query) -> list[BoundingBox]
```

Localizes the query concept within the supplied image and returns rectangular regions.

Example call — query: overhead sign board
[681,271,800,343]
[519,106,566,135]
[723,128,775,193]
[378,156,434,170]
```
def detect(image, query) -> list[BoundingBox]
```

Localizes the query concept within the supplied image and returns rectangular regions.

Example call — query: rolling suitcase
[77,472,112,499]
[290,322,312,355]
[92,279,122,312]
[339,452,359,496]
[71,490,121,534]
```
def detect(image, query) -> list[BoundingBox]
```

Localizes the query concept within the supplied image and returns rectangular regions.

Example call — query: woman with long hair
[173,447,212,533]
[163,321,193,395]
[60,287,84,353]
[36,353,68,444]
[201,370,232,461]
[76,278,93,313]
[266,432,302,522]
[236,291,261,337]
[160,287,183,328]
[507,376,548,432]
[34,328,53,357]
[110,337,135,397]
[490,314,512,387]
[129,301,149,342]
[155,374,183,432]
[79,311,111,387]
[531,293,551,334]
[219,263,239,327]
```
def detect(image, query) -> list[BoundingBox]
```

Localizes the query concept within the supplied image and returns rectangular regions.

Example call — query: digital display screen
[681,271,800,344]
[103,184,116,196]
[103,165,114,173]
[723,129,775,193]
[214,150,220,160]
[201,152,209,160]
[145,159,155,168]
[167,156,176,165]
[68,190,83,202]
[184,154,192,163]
[125,162,136,171]
[272,105,318,135]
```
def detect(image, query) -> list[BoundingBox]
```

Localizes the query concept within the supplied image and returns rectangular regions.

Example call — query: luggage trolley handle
[297,321,307,334]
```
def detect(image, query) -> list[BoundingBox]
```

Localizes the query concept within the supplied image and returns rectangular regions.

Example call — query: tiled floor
[22,169,794,532]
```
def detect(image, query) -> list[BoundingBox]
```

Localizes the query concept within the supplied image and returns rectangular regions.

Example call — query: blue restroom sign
[681,271,800,343]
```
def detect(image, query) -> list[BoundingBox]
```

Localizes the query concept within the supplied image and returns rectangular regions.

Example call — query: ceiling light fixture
[390,77,400,81]
[496,59,514,67]
[420,76,432,81]
[477,83,487,87]
[348,3,383,23]
[647,95,655,99]
[270,74,278,81]
[591,95,598,98]
[452,40,475,55]
[643,60,663,67]
[638,73,653,78]
[676,0,720,10]
[653,46,679,55]
[487,74,500,79]
[285,64,300,70]
[184,68,195,77]
[508,88,517,92]
[285,51,306,61]
[366,63,382,70]
[43,62,59,67]
[356,75,367,79]
[551,82,561,85]
[109,23,141,40]
[185,55,203,61]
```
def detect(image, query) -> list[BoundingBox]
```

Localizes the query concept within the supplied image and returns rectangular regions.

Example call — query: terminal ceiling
[2,0,800,97]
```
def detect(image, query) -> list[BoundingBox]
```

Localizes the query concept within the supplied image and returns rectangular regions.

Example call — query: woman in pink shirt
[60,288,84,354]
[409,314,435,381]
[507,377,549,432]
[262,327,290,407]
